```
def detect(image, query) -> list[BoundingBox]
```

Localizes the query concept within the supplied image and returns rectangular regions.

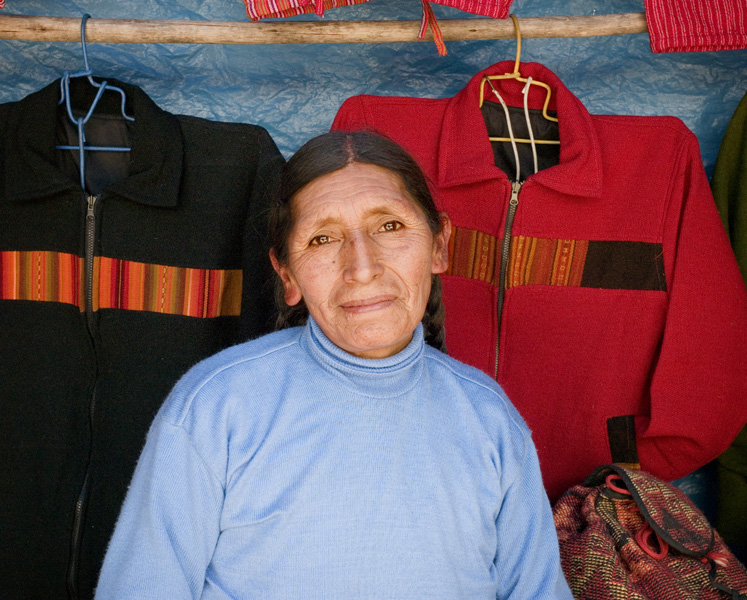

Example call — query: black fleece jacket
[0,78,284,600]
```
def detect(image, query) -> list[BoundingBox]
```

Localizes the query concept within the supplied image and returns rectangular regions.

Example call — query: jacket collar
[3,78,183,207]
[437,61,603,198]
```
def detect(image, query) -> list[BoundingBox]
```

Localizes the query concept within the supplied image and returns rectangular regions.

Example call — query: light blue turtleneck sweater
[95,318,572,599]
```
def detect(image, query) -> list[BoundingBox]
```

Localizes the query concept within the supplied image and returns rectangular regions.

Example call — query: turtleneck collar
[301,316,426,399]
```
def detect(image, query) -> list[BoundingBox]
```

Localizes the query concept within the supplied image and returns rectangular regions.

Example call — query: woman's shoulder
[423,346,531,437]
[423,346,505,395]
[188,327,302,379]
[157,327,305,424]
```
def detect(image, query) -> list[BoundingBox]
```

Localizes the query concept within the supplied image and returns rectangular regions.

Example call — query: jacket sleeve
[331,96,369,133]
[637,131,747,480]
[94,415,223,599]
[493,431,574,600]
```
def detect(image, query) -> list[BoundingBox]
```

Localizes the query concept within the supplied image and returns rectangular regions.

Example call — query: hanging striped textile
[243,0,512,19]
[0,250,243,318]
[243,0,370,20]
[644,0,747,52]
[242,0,513,55]
[427,0,512,19]
[420,0,447,56]
[419,1,513,56]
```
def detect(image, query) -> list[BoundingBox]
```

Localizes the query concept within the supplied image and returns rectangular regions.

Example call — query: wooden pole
[0,13,648,45]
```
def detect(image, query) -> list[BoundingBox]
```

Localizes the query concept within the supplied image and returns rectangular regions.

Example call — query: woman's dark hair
[269,130,447,352]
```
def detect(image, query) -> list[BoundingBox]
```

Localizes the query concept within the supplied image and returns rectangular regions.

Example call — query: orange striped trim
[97,257,242,317]
[446,226,500,285]
[446,227,666,291]
[0,251,242,318]
[0,250,84,307]
[446,229,586,288]
[507,235,587,289]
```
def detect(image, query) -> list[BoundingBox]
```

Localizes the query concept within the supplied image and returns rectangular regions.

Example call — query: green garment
[711,90,747,562]
[716,427,747,560]
[713,90,747,284]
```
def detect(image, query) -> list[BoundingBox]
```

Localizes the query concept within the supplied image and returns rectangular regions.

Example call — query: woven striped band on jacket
[0,250,242,318]
[446,227,667,291]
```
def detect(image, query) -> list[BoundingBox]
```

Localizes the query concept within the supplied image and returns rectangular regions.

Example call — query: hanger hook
[80,14,92,73]
[509,14,522,75]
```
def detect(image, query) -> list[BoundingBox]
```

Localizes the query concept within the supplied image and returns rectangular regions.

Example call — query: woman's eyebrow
[297,202,410,229]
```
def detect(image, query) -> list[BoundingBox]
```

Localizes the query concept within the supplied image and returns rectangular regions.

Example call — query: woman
[95,131,572,599]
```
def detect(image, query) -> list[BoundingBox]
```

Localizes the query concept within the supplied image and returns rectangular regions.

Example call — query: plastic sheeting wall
[2,0,747,508]
[3,0,747,174]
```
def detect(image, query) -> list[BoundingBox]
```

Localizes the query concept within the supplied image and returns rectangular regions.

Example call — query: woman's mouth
[340,295,395,313]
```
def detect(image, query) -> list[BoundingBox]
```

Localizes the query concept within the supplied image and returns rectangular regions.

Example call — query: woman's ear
[431,212,452,275]
[269,249,303,306]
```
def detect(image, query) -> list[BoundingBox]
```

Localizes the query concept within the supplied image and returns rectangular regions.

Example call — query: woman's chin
[332,321,414,359]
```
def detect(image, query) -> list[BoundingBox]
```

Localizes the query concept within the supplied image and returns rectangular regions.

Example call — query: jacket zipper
[494,180,522,380]
[66,471,90,600]
[67,194,99,600]
[84,194,97,331]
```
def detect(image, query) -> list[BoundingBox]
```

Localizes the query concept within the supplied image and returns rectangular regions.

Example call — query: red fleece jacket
[332,61,747,501]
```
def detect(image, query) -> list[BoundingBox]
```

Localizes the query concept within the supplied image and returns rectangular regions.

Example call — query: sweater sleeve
[493,431,573,600]
[636,131,747,479]
[94,417,224,599]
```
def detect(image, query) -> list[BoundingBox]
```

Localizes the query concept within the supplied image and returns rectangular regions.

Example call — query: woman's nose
[342,234,384,283]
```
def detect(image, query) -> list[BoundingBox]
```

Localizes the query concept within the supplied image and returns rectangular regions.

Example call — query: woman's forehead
[291,163,422,224]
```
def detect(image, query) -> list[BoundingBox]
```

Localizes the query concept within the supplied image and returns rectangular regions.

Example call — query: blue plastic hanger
[56,14,133,190]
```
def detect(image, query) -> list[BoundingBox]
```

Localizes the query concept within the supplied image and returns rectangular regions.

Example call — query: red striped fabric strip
[244,0,511,20]
[420,1,448,56]
[428,0,512,19]
[644,0,747,52]
[244,0,370,20]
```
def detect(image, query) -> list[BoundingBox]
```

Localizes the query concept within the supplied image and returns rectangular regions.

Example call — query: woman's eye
[309,235,331,246]
[380,221,403,233]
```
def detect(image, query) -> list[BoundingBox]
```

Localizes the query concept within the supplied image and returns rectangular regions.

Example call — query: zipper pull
[86,195,97,219]
[510,180,521,206]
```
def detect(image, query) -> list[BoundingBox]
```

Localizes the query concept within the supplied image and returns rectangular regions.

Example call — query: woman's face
[271,162,451,359]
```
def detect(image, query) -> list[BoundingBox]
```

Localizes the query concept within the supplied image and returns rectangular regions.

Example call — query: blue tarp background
[2,0,747,174]
[2,0,746,512]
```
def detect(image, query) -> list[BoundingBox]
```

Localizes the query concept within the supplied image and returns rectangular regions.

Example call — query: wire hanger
[478,14,559,149]
[485,83,522,181]
[56,14,133,191]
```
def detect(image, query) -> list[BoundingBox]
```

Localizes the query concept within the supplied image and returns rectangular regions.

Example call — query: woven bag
[553,464,747,600]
